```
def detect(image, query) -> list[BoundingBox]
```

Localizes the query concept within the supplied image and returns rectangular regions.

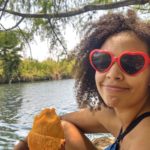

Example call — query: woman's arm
[61,107,117,134]
[61,120,97,150]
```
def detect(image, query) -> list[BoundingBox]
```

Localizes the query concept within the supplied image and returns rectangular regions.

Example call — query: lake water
[0,79,108,150]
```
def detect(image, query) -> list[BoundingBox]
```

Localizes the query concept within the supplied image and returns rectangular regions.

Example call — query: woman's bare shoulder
[125,117,150,150]
[128,132,150,150]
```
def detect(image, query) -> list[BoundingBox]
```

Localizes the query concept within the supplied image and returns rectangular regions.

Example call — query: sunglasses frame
[89,49,150,76]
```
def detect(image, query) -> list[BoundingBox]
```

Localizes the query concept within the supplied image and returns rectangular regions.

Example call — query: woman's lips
[102,85,129,92]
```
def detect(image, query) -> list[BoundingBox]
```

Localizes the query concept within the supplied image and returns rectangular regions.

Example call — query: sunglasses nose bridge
[113,57,118,64]
[111,56,120,68]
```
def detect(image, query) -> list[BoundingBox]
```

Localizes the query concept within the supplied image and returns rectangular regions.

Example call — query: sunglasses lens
[121,54,145,74]
[92,52,111,72]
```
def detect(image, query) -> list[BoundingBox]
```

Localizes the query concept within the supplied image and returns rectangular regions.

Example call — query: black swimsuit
[105,112,150,150]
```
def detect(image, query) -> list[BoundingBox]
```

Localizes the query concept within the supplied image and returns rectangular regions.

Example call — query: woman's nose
[106,62,124,80]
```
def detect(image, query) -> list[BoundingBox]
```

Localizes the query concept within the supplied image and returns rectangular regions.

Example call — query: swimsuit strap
[116,112,150,143]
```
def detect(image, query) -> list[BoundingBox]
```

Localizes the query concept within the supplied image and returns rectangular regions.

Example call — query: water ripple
[0,79,106,149]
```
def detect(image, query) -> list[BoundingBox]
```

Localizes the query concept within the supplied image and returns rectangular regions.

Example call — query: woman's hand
[13,137,29,150]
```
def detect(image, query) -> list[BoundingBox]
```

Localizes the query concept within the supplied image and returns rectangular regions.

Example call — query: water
[0,79,108,150]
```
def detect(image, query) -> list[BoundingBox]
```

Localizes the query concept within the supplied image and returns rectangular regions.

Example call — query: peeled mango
[28,108,64,150]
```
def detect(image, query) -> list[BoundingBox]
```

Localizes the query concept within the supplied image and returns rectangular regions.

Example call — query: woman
[14,10,150,150]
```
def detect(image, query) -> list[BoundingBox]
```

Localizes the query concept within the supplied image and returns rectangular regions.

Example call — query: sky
[24,25,79,61]
[1,17,79,61]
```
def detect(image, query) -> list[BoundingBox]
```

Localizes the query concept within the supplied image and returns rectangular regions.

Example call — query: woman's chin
[104,97,120,108]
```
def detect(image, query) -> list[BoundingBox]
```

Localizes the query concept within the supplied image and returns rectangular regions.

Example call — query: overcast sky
[25,25,79,61]
[1,17,79,61]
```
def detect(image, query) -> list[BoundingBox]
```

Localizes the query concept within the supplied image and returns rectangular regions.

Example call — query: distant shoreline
[0,76,73,84]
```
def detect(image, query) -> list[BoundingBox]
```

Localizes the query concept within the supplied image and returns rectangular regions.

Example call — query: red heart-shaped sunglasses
[89,49,150,76]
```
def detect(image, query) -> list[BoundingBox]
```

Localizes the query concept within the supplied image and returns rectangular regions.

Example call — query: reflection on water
[0,84,24,149]
[0,79,77,150]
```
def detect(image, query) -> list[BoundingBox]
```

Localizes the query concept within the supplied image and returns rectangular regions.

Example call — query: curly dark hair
[74,10,150,110]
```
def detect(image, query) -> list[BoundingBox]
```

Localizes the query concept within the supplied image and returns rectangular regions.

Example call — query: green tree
[0,31,24,83]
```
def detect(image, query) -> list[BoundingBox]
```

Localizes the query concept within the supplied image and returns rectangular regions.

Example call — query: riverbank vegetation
[0,57,75,84]
[19,58,75,81]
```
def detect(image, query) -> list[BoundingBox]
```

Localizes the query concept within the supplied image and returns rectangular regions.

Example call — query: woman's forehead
[100,31,148,53]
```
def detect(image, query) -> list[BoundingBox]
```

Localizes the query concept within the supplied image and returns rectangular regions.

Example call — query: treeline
[0,58,75,84]
[0,30,76,84]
